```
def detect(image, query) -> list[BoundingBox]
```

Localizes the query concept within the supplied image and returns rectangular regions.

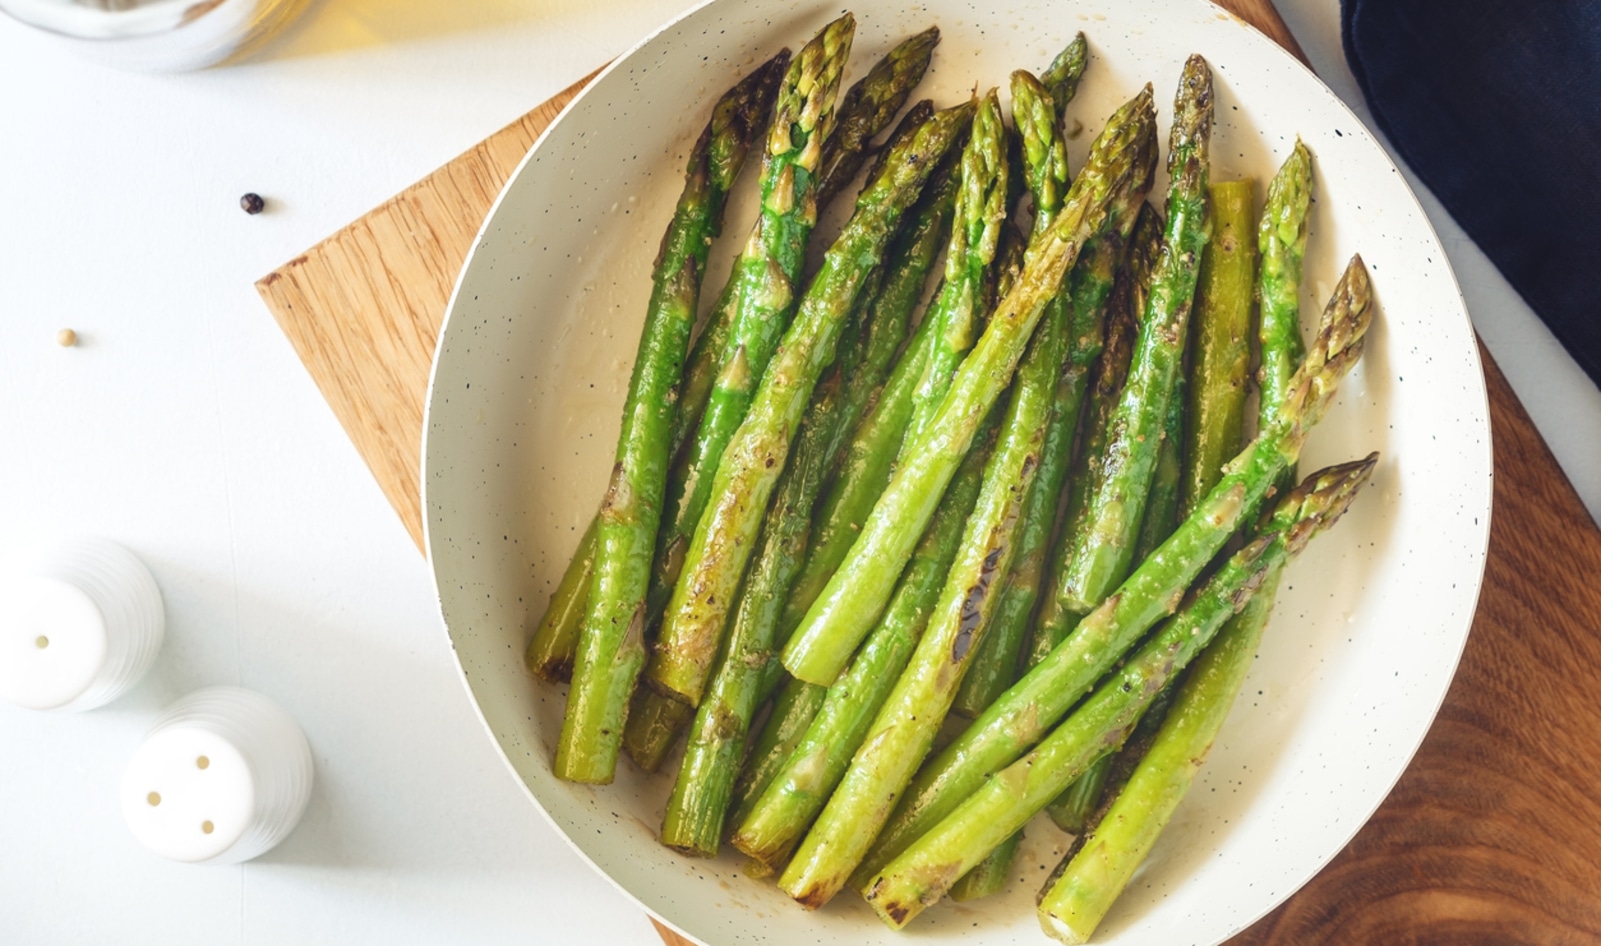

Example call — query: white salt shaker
[0,537,165,712]
[121,686,313,864]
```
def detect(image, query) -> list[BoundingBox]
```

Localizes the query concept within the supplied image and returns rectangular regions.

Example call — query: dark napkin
[1343,0,1601,387]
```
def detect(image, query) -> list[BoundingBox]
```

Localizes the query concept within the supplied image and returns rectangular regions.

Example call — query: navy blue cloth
[1343,0,1601,387]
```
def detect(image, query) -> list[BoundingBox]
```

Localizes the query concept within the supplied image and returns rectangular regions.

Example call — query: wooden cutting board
[256,3,1601,943]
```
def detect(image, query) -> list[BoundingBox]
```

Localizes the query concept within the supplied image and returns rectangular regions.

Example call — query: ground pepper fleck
[240,193,266,214]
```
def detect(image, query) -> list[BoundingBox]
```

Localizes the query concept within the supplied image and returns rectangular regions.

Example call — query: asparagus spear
[676,36,939,465]
[658,145,963,851]
[728,408,1001,871]
[815,27,942,207]
[546,54,789,782]
[853,255,1373,880]
[1258,140,1314,432]
[772,101,1007,664]
[1055,54,1215,615]
[648,101,975,711]
[905,89,1011,446]
[780,86,1160,690]
[865,456,1378,929]
[525,518,599,682]
[778,100,1159,912]
[948,82,1065,720]
[621,100,949,772]
[1039,258,1145,824]
[523,58,788,686]
[1054,180,1258,830]
[1036,142,1322,944]
[1040,32,1090,113]
[1182,179,1258,515]
[1131,360,1186,561]
[954,67,1139,719]
[645,16,856,634]
[730,672,826,818]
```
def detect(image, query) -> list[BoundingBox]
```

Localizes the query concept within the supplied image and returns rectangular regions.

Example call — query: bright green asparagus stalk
[620,100,948,773]
[1036,142,1322,944]
[1055,54,1215,615]
[781,86,1160,690]
[645,15,855,629]
[526,518,599,682]
[853,254,1373,879]
[547,54,789,782]
[815,27,941,207]
[865,455,1377,930]
[674,35,938,465]
[905,89,1010,446]
[1040,32,1090,113]
[1258,140,1315,431]
[767,94,1010,672]
[1034,229,1148,831]
[950,68,1072,719]
[778,96,1160,911]
[1182,179,1258,516]
[1054,679,1181,840]
[729,410,1001,872]
[524,58,788,685]
[1035,462,1374,944]
[658,146,963,851]
[954,66,1146,719]
[1132,364,1186,561]
[648,101,975,711]
[943,79,1090,877]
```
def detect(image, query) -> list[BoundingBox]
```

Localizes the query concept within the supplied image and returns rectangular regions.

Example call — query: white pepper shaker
[121,686,314,864]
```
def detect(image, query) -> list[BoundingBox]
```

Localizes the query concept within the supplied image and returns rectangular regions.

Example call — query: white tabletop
[3,2,1597,945]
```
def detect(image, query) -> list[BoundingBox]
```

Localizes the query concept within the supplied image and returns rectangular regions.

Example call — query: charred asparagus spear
[622,101,949,774]
[1033,142,1321,945]
[647,100,976,711]
[854,255,1373,881]
[545,53,788,781]
[1054,54,1215,615]
[865,456,1378,929]
[777,94,1160,909]
[946,69,1071,722]
[815,27,942,207]
[645,15,856,634]
[523,58,788,685]
[780,85,1160,690]
[658,142,964,851]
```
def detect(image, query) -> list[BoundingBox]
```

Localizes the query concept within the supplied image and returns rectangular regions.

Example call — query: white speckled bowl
[423,1,1491,943]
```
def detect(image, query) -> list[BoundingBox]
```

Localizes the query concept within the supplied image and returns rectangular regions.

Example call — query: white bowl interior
[423,1,1491,943]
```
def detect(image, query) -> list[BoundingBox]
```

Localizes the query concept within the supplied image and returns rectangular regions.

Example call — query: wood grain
[256,3,1601,945]
[257,68,600,553]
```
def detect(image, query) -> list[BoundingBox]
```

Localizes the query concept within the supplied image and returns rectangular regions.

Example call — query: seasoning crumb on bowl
[240,192,266,215]
[56,328,77,347]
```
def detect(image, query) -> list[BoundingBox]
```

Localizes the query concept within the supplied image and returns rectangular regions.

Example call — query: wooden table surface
[257,2,1601,942]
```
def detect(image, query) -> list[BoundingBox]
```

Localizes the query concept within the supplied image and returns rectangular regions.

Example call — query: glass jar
[0,0,311,71]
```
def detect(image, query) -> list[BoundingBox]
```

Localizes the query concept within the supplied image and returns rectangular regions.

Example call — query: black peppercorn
[240,192,266,215]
